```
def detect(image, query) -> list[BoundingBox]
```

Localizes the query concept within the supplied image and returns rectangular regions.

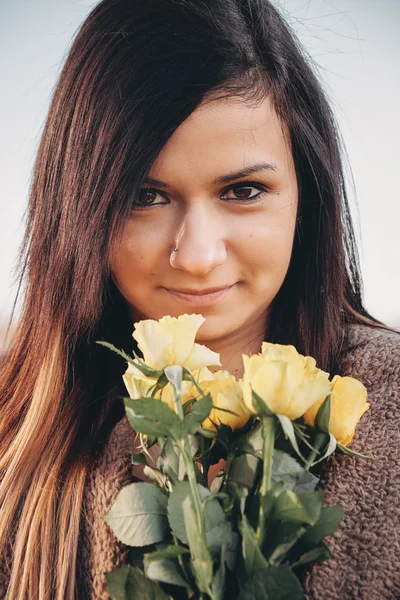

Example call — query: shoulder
[339,323,400,395]
[337,323,400,453]
[341,322,400,365]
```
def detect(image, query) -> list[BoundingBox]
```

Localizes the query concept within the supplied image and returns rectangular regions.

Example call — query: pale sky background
[0,0,399,339]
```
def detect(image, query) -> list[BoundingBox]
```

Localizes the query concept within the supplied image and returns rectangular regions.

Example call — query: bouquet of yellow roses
[99,314,369,600]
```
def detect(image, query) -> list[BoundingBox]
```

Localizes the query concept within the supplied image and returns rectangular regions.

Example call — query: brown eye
[133,188,168,209]
[233,186,254,199]
[222,182,267,202]
[138,189,157,205]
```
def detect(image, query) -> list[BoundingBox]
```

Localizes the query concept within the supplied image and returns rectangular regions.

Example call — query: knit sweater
[77,324,400,599]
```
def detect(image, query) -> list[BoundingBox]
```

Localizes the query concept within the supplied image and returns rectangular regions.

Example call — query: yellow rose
[304,374,370,446]
[123,370,193,411]
[192,369,250,431]
[130,314,221,379]
[261,342,303,363]
[242,344,331,420]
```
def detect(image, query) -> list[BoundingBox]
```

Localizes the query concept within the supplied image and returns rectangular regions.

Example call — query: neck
[202,315,267,379]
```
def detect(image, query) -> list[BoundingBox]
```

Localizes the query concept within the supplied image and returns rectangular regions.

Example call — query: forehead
[148,95,293,184]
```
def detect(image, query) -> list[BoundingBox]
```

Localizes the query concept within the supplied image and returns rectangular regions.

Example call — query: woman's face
[111,95,298,343]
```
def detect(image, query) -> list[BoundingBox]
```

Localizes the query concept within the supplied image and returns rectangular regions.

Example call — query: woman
[0,0,399,598]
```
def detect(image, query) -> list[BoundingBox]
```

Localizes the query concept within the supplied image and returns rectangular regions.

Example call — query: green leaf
[303,505,344,545]
[337,441,372,458]
[182,496,214,594]
[206,519,237,565]
[191,393,213,422]
[143,466,169,489]
[186,434,201,459]
[167,480,232,559]
[272,490,324,526]
[236,421,264,459]
[181,394,213,435]
[257,482,285,527]
[311,433,337,465]
[265,521,307,566]
[157,438,181,485]
[144,546,190,589]
[167,482,193,544]
[256,482,286,548]
[315,395,331,433]
[145,558,189,589]
[106,565,171,600]
[238,514,269,577]
[160,436,200,485]
[237,566,304,600]
[293,543,332,568]
[229,453,260,490]
[103,482,168,547]
[276,415,305,461]
[124,398,181,438]
[272,450,318,493]
[145,545,190,562]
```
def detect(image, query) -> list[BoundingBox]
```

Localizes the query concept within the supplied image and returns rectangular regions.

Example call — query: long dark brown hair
[0,0,381,597]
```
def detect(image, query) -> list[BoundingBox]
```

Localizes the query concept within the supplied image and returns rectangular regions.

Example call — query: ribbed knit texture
[302,325,400,600]
[76,425,143,599]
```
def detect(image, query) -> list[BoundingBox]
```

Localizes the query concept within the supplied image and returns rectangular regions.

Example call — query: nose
[170,203,227,275]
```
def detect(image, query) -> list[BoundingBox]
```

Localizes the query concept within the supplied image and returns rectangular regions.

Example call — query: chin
[195,314,242,344]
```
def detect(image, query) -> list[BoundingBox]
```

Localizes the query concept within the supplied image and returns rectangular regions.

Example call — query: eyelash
[132,181,269,210]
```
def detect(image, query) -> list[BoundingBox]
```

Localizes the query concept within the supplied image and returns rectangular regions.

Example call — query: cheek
[237,210,296,281]
[110,222,165,298]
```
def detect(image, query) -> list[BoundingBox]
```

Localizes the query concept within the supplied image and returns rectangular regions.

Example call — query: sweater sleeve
[303,326,400,600]
[76,415,142,600]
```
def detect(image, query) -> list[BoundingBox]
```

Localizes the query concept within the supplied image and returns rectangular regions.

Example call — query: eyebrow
[143,161,278,189]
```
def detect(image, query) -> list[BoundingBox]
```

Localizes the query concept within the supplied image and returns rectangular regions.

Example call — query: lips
[167,286,232,296]
[162,284,234,306]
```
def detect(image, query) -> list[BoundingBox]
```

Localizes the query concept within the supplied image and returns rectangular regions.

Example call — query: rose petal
[132,314,206,369]
[286,375,331,420]
[243,354,292,415]
[199,376,248,431]
[329,376,369,445]
[162,314,206,365]
[132,319,174,369]
[184,342,221,371]
[261,342,300,362]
